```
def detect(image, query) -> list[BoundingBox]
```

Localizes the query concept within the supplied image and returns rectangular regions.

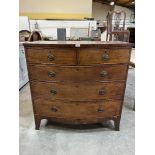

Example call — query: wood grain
[31,81,125,101]
[23,42,132,130]
[34,99,121,118]
[26,48,76,65]
[28,64,128,82]
[79,48,130,64]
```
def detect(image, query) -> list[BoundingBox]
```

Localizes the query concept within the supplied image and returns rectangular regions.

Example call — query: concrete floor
[19,68,135,155]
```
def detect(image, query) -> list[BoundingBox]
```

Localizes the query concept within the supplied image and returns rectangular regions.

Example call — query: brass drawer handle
[48,71,56,77]
[51,106,58,112]
[99,89,106,95]
[102,53,109,61]
[98,106,104,112]
[48,55,55,61]
[50,89,57,95]
[100,71,108,77]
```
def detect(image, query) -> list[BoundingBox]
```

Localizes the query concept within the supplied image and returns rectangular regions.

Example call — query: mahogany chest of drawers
[23,41,132,131]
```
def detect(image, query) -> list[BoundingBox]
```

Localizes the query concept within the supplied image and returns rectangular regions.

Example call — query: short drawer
[28,64,128,82]
[31,81,125,101]
[25,48,76,65]
[34,99,121,118]
[79,48,130,65]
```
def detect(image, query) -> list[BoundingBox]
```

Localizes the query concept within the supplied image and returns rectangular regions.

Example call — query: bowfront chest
[23,41,132,130]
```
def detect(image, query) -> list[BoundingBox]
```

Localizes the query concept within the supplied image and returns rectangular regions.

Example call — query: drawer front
[34,99,121,118]
[28,64,128,82]
[31,82,125,101]
[25,48,76,65]
[79,48,130,65]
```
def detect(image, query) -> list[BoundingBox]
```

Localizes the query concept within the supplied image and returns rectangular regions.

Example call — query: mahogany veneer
[23,41,132,131]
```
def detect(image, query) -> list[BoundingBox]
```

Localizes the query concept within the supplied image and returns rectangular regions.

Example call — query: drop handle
[100,71,108,77]
[50,89,57,95]
[102,53,109,61]
[48,71,56,77]
[47,54,55,61]
[99,89,106,95]
[98,107,104,112]
[51,106,58,112]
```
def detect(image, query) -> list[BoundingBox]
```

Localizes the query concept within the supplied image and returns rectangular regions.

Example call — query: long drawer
[25,48,76,65]
[34,98,121,118]
[79,48,130,65]
[28,64,128,82]
[31,81,125,101]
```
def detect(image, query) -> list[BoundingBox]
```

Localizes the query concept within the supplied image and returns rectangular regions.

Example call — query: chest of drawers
[23,41,132,131]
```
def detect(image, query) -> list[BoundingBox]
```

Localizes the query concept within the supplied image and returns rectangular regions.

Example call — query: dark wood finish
[23,41,132,130]
[34,99,121,118]
[79,48,130,64]
[31,81,125,101]
[114,116,121,131]
[26,48,76,65]
[127,27,135,47]
[28,31,42,42]
[28,64,128,82]
[34,114,42,130]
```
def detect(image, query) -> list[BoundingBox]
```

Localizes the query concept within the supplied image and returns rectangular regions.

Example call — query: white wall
[92,2,111,41]
[19,16,30,31]
[19,18,97,39]
[92,2,111,21]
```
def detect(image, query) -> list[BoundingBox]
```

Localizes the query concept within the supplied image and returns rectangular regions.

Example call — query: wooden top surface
[23,41,133,48]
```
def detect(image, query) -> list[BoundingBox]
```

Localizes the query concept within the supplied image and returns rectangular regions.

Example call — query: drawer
[34,99,121,118]
[25,48,76,65]
[31,81,125,101]
[28,64,128,82]
[79,48,130,65]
